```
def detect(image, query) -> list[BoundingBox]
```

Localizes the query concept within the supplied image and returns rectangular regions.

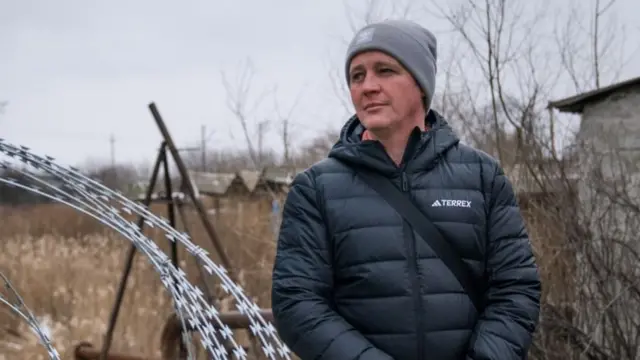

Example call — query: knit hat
[345,19,438,110]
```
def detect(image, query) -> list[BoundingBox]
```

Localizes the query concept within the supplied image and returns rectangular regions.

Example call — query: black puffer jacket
[271,110,541,360]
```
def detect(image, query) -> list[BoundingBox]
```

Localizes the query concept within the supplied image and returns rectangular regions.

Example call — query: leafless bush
[428,0,640,358]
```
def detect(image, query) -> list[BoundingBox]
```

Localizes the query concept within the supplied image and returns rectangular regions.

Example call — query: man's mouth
[364,103,386,111]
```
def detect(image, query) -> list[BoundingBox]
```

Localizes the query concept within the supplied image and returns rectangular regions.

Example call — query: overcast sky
[2,0,639,169]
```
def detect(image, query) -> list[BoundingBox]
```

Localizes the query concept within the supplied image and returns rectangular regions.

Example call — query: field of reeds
[0,194,572,359]
[0,198,278,359]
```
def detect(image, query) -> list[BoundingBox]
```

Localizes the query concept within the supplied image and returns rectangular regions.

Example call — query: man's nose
[361,74,381,92]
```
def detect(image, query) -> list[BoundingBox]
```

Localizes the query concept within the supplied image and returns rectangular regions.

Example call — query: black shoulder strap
[355,167,483,311]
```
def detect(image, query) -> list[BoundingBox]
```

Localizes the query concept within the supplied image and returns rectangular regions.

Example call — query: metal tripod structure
[96,102,275,360]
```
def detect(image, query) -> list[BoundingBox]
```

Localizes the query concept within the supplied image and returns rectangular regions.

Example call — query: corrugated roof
[547,75,640,114]
[238,169,262,191]
[262,167,305,184]
[132,167,306,200]
[188,171,237,195]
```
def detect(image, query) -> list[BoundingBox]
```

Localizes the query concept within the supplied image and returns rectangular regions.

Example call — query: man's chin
[360,114,393,131]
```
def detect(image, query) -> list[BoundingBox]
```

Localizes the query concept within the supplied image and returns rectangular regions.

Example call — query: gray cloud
[1,0,639,166]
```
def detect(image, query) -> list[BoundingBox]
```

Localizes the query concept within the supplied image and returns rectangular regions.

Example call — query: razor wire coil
[0,271,61,360]
[0,138,291,360]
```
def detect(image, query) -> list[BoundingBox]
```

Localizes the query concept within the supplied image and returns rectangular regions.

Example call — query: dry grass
[522,203,576,304]
[0,234,173,359]
[0,198,278,359]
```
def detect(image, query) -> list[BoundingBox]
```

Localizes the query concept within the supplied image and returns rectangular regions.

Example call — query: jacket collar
[328,109,460,176]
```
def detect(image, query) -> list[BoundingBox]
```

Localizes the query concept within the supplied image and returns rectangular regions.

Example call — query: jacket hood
[328,109,460,176]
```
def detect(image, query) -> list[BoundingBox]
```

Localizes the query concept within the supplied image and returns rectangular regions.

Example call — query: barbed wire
[0,138,291,360]
[0,271,60,360]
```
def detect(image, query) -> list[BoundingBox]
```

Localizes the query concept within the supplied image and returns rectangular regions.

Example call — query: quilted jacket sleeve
[271,171,393,360]
[467,165,542,359]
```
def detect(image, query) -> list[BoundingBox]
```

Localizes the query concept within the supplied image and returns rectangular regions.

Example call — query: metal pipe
[75,342,161,360]
[217,309,274,329]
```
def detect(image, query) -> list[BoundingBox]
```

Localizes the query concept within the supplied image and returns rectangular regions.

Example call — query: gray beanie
[345,19,438,110]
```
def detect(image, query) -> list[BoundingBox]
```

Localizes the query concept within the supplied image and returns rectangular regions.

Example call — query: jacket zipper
[401,171,425,359]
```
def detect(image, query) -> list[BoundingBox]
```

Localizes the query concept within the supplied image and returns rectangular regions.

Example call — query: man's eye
[351,73,364,82]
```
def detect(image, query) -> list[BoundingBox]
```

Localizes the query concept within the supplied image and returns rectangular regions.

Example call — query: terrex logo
[431,199,472,208]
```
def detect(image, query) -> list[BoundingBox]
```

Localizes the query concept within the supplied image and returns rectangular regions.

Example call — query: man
[271,19,541,360]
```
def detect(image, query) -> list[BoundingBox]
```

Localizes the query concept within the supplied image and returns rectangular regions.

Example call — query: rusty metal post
[148,102,237,282]
[149,102,249,356]
[217,309,274,329]
[149,102,277,357]
[99,144,166,360]
[158,309,274,359]
[160,146,188,358]
[76,342,161,360]
[162,147,178,268]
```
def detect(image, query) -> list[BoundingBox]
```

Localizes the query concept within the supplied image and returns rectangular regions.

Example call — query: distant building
[509,75,640,206]
[132,166,306,212]
[547,76,640,355]
[547,75,640,178]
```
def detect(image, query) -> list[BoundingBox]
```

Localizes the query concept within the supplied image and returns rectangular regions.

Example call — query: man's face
[348,51,424,134]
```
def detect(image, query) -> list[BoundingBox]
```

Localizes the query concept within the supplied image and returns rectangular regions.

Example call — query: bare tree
[427,0,554,166]
[220,57,308,172]
[553,0,638,92]
[221,58,274,171]
[79,160,147,194]
[291,129,340,167]
[273,85,306,168]
[427,0,640,358]
[343,0,414,32]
